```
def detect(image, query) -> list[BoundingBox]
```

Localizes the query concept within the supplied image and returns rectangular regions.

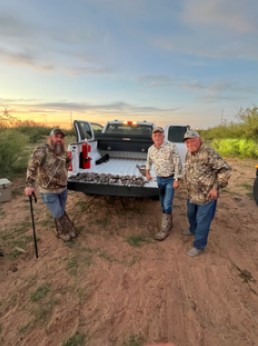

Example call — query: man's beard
[49,139,65,155]
[55,142,65,155]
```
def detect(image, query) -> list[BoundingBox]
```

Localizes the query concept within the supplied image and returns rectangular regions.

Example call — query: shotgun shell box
[0,178,12,202]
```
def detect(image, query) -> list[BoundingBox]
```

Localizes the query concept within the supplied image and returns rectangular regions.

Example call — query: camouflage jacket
[26,144,71,192]
[146,141,182,180]
[185,143,231,204]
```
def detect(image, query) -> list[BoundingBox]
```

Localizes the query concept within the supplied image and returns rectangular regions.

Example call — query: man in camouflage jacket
[24,128,77,241]
[183,129,231,257]
[146,127,182,241]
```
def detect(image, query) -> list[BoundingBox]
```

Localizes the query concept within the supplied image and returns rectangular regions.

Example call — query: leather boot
[55,215,72,241]
[63,212,78,239]
[155,213,172,241]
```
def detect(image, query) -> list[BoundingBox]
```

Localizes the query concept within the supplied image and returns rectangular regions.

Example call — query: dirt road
[0,158,258,346]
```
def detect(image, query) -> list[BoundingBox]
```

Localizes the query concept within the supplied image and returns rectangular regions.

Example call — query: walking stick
[29,192,38,258]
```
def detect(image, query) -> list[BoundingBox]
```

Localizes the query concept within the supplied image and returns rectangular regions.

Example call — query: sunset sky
[0,0,257,129]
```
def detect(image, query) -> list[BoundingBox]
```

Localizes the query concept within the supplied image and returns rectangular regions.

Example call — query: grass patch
[82,253,93,267]
[121,255,139,267]
[123,333,145,346]
[94,217,109,227]
[66,257,79,276]
[75,199,91,213]
[98,250,116,262]
[246,192,254,199]
[238,183,252,191]
[65,239,80,249]
[33,298,58,324]
[8,248,24,259]
[30,284,50,302]
[38,218,53,227]
[62,332,87,346]
[126,235,149,247]
[19,321,33,335]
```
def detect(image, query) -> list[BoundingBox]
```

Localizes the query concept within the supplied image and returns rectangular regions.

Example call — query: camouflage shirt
[26,144,71,193]
[146,141,182,179]
[185,143,231,204]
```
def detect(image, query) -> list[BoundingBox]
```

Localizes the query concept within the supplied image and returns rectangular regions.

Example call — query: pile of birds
[69,172,146,186]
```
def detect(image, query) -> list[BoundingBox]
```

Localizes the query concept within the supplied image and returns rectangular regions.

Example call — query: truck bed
[68,157,159,197]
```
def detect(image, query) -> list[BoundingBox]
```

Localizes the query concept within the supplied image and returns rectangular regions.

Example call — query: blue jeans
[187,199,217,250]
[40,189,68,219]
[157,176,175,214]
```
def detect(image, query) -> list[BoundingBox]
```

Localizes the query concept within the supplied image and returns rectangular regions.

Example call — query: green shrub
[211,138,258,158]
[18,125,51,143]
[0,129,29,176]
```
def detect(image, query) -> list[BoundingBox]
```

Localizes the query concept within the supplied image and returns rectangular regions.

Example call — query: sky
[0,0,257,129]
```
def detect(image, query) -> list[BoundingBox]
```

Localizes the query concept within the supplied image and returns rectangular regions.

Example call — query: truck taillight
[68,151,72,171]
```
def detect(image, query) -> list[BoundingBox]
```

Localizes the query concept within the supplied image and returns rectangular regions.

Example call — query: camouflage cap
[152,127,164,134]
[49,128,65,137]
[183,129,200,141]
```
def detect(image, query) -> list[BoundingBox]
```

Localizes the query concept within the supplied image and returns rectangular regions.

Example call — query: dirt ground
[0,158,258,346]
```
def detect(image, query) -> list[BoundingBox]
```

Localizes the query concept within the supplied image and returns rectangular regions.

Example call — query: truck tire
[253,177,258,205]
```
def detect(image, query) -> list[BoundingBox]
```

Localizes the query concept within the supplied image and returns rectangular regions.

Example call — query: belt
[158,174,174,178]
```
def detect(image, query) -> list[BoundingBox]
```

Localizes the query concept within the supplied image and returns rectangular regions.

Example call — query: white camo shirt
[146,141,182,179]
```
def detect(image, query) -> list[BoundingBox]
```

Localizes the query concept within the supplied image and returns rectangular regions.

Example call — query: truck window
[168,126,189,143]
[105,124,152,136]
[77,121,93,139]
[91,123,103,133]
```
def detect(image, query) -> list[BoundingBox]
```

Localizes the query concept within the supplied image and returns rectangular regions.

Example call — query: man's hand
[208,188,219,200]
[173,180,179,189]
[146,171,152,181]
[24,186,35,197]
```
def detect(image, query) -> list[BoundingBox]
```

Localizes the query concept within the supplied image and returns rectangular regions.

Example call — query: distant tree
[202,106,258,141]
[0,107,17,127]
[236,107,258,139]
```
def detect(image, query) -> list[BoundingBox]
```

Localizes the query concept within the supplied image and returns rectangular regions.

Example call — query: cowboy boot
[63,212,78,239]
[55,216,71,242]
[155,213,172,241]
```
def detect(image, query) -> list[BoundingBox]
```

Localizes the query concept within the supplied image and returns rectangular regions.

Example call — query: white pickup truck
[67,120,189,198]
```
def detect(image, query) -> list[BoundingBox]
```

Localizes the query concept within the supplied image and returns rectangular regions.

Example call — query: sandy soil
[0,158,258,346]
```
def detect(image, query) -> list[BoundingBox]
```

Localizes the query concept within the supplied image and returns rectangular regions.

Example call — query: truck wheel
[253,177,258,206]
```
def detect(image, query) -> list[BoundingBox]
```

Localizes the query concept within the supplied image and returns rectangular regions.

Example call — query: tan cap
[152,127,164,134]
[183,129,200,141]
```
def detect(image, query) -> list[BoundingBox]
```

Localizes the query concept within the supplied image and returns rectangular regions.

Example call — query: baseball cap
[152,127,164,134]
[49,128,65,137]
[183,129,200,141]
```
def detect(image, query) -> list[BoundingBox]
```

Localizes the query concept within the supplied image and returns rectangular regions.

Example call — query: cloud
[138,75,174,87]
[181,0,257,34]
[0,98,181,115]
[138,74,257,96]
[152,0,258,60]
[0,13,31,38]
[0,9,112,75]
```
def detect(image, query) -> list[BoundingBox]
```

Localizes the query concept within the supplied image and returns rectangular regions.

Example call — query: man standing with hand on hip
[146,127,182,241]
[183,129,231,257]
